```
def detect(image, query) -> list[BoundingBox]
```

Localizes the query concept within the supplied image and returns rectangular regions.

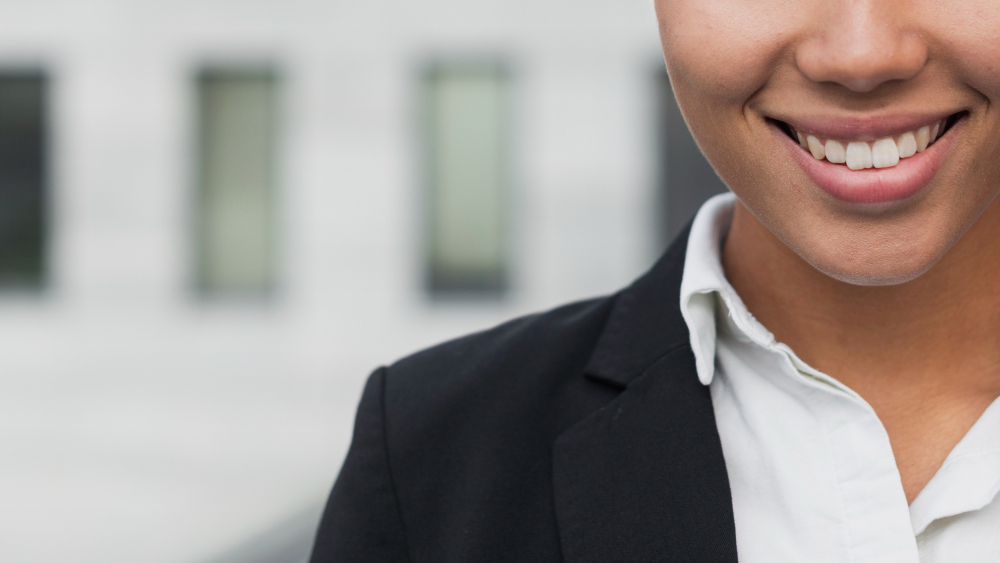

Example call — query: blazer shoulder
[385,295,617,412]
[369,296,626,561]
[388,295,615,390]
[384,295,617,450]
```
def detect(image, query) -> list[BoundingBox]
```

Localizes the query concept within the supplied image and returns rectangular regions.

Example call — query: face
[655,0,1000,285]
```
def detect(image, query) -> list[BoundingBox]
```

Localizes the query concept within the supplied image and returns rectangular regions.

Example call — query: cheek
[928,2,1000,100]
[928,2,1000,202]
[656,0,795,105]
[656,0,802,189]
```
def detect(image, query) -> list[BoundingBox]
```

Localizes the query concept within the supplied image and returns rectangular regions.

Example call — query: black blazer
[310,228,739,562]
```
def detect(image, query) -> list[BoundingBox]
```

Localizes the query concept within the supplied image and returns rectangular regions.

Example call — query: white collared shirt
[680,193,1000,562]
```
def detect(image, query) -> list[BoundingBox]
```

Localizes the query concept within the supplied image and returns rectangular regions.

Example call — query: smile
[787,118,951,170]
[770,112,966,204]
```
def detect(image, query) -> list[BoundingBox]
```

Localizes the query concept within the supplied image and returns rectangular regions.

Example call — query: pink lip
[773,119,958,205]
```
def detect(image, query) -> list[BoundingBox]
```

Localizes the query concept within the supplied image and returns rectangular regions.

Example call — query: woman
[311,1,1000,560]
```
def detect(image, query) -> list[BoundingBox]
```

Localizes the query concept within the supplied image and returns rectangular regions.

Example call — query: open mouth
[771,112,966,170]
[768,111,967,204]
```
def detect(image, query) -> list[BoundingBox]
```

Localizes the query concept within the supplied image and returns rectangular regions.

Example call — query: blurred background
[0,0,727,561]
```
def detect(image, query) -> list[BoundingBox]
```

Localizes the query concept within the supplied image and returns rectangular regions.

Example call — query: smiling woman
[311,2,1000,562]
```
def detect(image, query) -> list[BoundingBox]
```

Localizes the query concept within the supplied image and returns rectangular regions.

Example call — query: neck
[722,198,1000,502]
[722,199,1000,393]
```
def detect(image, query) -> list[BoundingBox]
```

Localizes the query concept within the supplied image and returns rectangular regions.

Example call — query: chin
[797,234,951,287]
[813,259,939,287]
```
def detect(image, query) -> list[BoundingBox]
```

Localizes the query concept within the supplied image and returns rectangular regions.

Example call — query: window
[0,72,46,288]
[656,70,728,245]
[196,69,278,296]
[423,62,510,297]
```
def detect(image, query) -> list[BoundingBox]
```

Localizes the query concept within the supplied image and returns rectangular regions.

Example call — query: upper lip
[770,111,961,141]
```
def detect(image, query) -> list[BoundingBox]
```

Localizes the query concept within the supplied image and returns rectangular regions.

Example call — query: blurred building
[0,1,726,561]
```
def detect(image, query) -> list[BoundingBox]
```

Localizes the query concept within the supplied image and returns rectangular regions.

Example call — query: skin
[654,0,1000,503]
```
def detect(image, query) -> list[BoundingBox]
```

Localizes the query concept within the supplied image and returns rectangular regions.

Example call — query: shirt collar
[679,192,776,385]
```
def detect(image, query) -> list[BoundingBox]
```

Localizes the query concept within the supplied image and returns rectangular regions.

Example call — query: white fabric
[680,193,1000,563]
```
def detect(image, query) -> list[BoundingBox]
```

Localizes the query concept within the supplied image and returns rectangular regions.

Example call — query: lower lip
[774,120,957,205]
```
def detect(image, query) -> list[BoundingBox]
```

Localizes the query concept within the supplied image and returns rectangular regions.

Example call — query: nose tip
[795,9,928,93]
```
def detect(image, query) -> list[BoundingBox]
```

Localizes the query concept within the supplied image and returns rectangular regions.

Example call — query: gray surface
[207,504,325,563]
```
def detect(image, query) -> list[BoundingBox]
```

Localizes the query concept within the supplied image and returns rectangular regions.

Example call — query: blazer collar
[582,225,695,388]
[552,226,739,563]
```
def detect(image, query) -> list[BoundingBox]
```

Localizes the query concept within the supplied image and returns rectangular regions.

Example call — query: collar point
[696,357,715,386]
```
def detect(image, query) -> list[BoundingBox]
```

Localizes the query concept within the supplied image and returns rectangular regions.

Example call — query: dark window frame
[421,60,513,299]
[0,70,48,291]
[193,67,280,298]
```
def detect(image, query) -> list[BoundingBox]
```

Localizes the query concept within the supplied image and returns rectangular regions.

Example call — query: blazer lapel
[552,227,738,563]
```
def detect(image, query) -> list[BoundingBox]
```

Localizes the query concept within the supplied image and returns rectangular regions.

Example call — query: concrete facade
[0,1,672,561]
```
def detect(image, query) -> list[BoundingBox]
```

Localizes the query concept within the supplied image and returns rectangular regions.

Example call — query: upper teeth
[790,119,947,170]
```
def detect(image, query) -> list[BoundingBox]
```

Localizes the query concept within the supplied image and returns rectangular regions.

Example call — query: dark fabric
[554,348,738,562]
[311,226,739,563]
[310,368,412,562]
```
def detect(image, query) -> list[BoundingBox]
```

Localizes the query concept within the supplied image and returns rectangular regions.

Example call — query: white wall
[0,1,666,561]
